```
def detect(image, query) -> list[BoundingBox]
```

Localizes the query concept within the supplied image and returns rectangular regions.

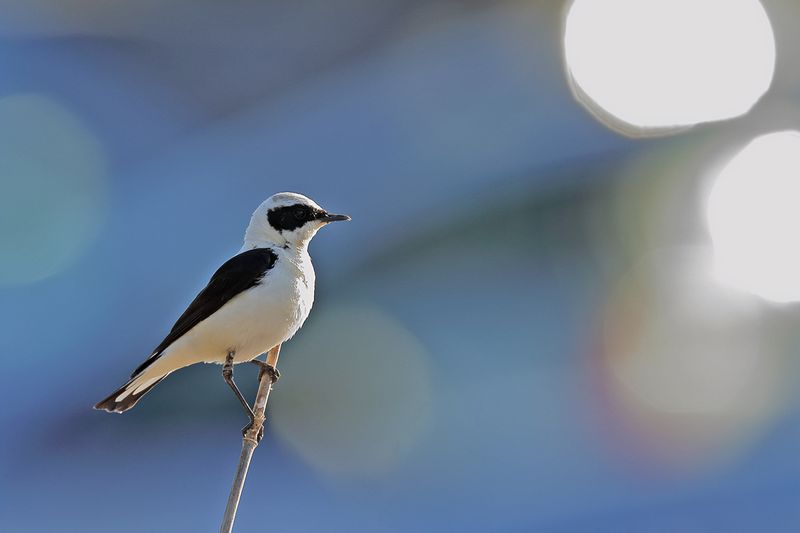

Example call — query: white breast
[145,247,316,376]
[224,246,315,362]
[256,246,316,348]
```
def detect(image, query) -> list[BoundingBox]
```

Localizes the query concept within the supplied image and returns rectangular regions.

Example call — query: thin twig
[220,344,281,533]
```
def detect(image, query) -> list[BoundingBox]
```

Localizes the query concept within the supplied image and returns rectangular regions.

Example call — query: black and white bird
[94,192,350,429]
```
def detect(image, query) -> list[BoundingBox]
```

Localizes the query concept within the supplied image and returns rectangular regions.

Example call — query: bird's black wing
[131,247,278,377]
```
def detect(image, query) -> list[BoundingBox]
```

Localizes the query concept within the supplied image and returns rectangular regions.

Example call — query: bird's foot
[250,360,280,384]
[242,419,265,443]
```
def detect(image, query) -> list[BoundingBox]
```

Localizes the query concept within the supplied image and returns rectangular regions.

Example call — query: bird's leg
[222,351,256,427]
[249,359,281,384]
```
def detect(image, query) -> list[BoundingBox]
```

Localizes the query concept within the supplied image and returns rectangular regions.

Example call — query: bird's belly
[178,273,313,364]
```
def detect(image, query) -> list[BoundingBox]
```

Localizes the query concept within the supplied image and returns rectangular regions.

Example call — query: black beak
[319,212,351,223]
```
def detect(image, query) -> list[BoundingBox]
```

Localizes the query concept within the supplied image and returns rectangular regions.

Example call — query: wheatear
[95,192,350,433]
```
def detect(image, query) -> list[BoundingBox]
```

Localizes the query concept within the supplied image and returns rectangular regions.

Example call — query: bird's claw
[250,360,280,383]
[242,420,265,443]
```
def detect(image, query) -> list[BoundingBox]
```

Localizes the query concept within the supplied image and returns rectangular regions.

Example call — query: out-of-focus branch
[220,344,281,533]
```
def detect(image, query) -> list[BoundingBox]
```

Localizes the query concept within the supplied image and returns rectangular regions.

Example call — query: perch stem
[220,344,281,533]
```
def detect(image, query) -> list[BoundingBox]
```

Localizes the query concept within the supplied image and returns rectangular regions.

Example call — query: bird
[94,192,350,434]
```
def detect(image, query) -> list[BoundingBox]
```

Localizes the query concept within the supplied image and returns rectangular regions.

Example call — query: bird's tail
[93,370,168,414]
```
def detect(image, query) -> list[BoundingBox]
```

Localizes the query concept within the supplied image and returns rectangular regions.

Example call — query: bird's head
[243,192,350,249]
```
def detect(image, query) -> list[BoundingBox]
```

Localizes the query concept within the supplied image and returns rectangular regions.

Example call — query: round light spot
[595,249,789,469]
[563,0,775,135]
[707,131,800,303]
[0,94,107,286]
[270,304,433,478]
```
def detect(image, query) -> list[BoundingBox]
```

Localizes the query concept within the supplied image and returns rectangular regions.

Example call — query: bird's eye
[294,208,306,220]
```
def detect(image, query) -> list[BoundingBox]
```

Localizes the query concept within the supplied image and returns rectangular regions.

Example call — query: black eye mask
[267,204,317,232]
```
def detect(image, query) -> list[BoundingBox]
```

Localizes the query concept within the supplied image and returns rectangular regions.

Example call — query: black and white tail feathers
[93,372,167,413]
[94,247,280,414]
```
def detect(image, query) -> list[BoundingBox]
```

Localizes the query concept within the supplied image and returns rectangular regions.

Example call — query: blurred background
[2,0,800,531]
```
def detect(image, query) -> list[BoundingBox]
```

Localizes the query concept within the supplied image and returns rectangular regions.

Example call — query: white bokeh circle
[564,0,775,135]
[707,131,800,303]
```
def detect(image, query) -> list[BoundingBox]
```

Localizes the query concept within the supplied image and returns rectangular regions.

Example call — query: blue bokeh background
[2,1,800,531]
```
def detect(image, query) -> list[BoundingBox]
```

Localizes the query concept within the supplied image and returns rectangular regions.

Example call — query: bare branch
[220,344,281,533]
